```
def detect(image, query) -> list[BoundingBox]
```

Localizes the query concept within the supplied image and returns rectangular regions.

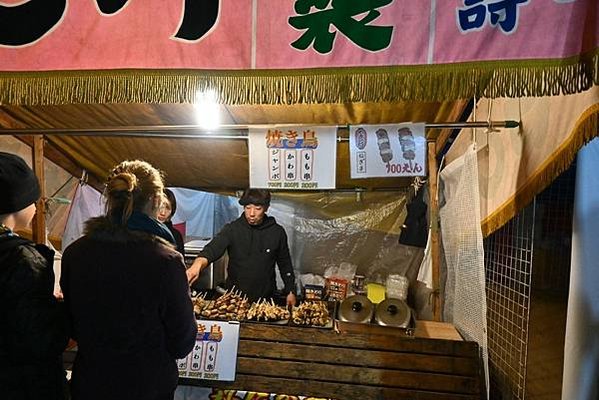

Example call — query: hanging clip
[470,97,478,151]
[79,170,88,186]
[486,98,500,135]
[411,177,427,197]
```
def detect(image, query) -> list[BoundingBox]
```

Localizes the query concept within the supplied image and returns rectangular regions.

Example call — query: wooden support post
[428,142,442,321]
[31,135,46,244]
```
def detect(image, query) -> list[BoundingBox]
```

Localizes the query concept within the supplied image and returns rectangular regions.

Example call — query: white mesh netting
[440,144,489,396]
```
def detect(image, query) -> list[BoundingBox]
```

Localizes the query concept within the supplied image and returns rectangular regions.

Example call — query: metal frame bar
[0,120,519,139]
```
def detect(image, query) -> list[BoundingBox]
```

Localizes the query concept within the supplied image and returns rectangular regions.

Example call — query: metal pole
[0,120,519,139]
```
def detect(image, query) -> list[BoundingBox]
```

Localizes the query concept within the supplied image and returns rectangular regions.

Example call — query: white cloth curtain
[61,184,104,250]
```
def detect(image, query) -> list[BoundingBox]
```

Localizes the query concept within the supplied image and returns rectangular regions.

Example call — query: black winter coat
[61,217,197,400]
[0,232,69,400]
[198,214,296,301]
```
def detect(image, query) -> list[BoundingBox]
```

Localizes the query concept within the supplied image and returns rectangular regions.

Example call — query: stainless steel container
[337,295,374,324]
[184,239,227,290]
[374,298,411,328]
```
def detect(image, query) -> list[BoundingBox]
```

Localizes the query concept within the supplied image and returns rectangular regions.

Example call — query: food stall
[1,1,597,399]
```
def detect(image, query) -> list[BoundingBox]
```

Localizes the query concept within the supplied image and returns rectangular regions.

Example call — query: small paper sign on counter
[177,320,240,381]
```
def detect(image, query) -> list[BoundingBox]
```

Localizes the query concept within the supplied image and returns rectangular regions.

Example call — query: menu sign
[249,126,337,190]
[177,320,240,381]
[349,123,426,178]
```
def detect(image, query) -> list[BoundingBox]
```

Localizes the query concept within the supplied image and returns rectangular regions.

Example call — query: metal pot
[374,298,411,328]
[337,295,374,324]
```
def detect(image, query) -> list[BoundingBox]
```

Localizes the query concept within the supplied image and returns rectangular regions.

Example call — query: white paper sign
[349,123,427,178]
[177,320,240,381]
[249,126,337,190]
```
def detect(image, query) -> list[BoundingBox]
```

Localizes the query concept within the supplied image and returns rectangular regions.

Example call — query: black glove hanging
[399,186,428,248]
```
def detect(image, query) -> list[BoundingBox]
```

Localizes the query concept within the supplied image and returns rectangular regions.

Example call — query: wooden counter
[182,321,483,400]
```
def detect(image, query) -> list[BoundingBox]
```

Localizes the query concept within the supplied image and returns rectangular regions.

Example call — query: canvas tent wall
[441,86,599,399]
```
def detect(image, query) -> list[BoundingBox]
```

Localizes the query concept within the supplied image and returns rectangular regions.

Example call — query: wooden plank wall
[193,324,483,400]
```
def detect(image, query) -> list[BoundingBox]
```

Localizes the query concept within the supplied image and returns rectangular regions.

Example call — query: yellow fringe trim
[481,103,599,237]
[0,49,597,106]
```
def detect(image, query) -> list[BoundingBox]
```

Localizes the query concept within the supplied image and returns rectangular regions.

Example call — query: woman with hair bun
[61,160,197,400]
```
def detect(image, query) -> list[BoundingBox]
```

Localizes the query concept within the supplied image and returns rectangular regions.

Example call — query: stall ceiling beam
[0,120,519,139]
[31,136,45,244]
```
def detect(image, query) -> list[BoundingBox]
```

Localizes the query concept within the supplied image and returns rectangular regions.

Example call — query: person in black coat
[61,160,197,400]
[157,188,185,257]
[0,152,69,400]
[186,188,296,306]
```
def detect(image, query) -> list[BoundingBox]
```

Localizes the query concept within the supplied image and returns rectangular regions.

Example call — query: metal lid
[375,298,411,328]
[338,295,374,324]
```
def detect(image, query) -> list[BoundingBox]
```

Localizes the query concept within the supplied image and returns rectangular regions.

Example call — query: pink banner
[433,0,597,63]
[0,0,253,70]
[255,0,430,68]
[0,0,597,71]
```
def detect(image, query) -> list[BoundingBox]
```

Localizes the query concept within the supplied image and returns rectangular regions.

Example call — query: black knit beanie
[0,152,41,214]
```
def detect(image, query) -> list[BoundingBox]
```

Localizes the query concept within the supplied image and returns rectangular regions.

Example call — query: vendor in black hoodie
[187,189,297,306]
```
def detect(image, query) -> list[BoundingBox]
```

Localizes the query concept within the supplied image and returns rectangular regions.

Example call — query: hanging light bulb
[194,89,220,130]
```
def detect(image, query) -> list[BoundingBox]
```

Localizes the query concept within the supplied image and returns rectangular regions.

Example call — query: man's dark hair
[239,188,271,208]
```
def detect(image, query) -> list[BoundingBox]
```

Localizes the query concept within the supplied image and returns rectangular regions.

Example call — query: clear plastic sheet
[266,191,425,303]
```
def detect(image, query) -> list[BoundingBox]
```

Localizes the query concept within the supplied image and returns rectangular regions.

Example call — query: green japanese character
[288,0,394,54]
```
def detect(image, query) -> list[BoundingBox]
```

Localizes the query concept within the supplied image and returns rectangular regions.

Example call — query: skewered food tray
[244,298,290,325]
[194,288,250,321]
[290,300,335,329]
